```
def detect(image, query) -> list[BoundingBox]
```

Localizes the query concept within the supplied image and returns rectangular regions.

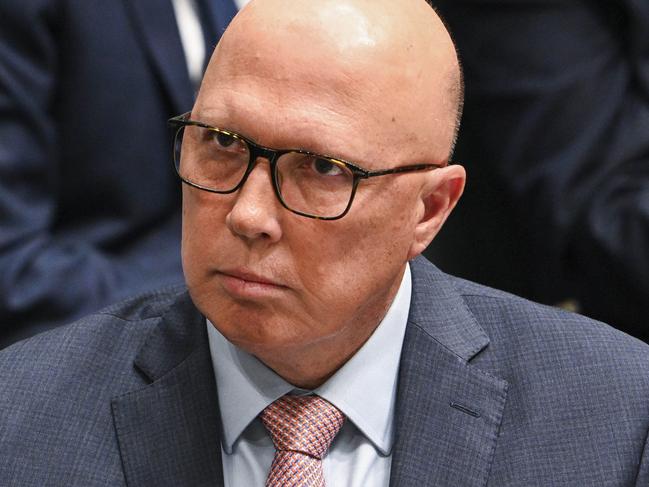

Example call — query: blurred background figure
[0,0,245,348]
[426,1,649,339]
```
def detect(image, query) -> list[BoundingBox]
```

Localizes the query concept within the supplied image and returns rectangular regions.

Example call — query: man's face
[181,2,458,368]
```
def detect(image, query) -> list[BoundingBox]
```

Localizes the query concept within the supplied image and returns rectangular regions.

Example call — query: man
[0,0,238,347]
[1,0,648,485]
[425,0,649,340]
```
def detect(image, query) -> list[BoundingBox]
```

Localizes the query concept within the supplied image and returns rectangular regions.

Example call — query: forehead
[194,5,455,166]
[195,72,382,163]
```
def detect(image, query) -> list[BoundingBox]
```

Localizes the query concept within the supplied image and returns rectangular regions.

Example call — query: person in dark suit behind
[1,1,649,485]
[0,0,238,348]
[426,0,649,340]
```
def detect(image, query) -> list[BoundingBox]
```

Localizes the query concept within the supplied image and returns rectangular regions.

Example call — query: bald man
[1,1,648,485]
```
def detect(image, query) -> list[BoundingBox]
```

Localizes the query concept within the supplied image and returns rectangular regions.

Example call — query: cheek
[181,189,231,281]
[345,194,417,260]
[291,205,414,314]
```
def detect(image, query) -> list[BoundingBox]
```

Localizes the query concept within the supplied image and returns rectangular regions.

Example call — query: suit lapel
[389,258,509,486]
[112,291,224,487]
[123,0,195,114]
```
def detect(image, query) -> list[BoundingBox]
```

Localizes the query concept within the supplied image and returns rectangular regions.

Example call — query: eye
[312,157,344,176]
[206,130,249,158]
[214,131,237,148]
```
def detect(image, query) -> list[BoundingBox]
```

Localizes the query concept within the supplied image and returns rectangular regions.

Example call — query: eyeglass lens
[174,125,356,218]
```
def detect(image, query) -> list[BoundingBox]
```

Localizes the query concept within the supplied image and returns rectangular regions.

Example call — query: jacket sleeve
[0,0,150,331]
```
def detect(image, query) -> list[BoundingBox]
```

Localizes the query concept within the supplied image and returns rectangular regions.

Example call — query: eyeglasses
[168,112,445,220]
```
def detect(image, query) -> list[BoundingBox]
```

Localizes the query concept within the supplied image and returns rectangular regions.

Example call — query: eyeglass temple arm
[168,112,198,127]
[361,163,446,179]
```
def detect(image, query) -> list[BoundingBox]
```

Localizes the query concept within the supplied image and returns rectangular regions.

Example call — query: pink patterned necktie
[260,394,345,487]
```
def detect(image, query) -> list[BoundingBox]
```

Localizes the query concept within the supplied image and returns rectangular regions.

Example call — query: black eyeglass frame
[168,112,446,220]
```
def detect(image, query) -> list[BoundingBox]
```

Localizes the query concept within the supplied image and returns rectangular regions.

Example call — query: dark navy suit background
[426,0,649,340]
[0,0,237,347]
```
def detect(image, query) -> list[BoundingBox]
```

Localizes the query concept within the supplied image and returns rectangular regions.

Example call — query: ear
[407,164,466,259]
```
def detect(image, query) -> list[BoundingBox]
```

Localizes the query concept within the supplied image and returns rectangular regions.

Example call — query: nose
[225,158,283,243]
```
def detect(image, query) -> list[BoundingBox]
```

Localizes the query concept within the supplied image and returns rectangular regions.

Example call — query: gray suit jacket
[1,257,648,486]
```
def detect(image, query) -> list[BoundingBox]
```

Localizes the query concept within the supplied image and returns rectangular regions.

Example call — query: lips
[218,268,286,287]
[216,267,289,298]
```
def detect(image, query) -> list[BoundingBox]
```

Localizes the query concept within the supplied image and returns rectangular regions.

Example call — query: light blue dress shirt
[207,264,412,487]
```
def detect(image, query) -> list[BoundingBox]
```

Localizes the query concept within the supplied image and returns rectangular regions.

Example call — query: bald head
[198,0,462,162]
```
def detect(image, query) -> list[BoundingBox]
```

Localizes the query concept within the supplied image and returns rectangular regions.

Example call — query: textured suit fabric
[0,0,236,347]
[425,0,649,340]
[1,257,649,486]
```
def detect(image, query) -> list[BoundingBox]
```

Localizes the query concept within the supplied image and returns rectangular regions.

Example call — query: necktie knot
[260,394,345,460]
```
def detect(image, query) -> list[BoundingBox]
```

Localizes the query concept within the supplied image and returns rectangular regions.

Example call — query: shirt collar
[207,263,412,456]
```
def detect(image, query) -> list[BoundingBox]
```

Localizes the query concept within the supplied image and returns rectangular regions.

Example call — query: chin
[211,311,301,351]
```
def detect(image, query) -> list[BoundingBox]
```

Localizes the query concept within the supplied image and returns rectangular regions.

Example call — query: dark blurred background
[0,0,243,348]
[0,0,646,348]
[425,0,649,341]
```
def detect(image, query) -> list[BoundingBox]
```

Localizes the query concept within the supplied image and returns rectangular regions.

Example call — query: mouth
[216,268,289,298]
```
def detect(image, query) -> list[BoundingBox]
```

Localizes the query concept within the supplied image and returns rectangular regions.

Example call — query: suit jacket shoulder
[393,257,649,486]
[0,285,196,486]
[450,271,649,393]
